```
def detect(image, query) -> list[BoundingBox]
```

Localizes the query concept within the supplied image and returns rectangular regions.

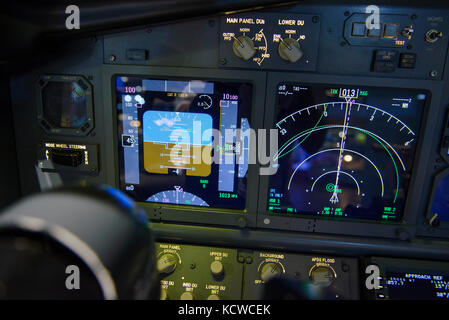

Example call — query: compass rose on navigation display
[268,83,427,221]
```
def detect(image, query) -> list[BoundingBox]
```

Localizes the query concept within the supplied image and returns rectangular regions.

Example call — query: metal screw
[344,11,350,17]
[109,55,116,62]
[312,16,319,23]
[190,263,196,269]
[219,58,227,65]
[430,70,438,78]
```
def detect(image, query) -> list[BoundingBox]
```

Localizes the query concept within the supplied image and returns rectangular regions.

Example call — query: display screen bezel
[257,72,438,239]
[108,67,266,229]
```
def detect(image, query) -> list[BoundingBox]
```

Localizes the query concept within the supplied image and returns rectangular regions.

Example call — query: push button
[126,49,148,61]
[372,50,397,73]
[373,62,395,73]
[351,22,366,37]
[374,50,398,62]
[384,24,399,38]
[398,53,417,69]
[367,24,383,38]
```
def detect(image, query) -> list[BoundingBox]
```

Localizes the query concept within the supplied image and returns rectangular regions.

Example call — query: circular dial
[232,35,256,60]
[231,30,269,66]
[309,265,335,287]
[278,37,303,62]
[207,294,220,300]
[196,94,213,110]
[275,101,412,210]
[157,253,178,274]
[259,262,283,282]
[147,190,209,207]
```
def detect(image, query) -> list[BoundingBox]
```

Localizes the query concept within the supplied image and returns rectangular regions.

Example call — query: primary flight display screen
[268,83,427,221]
[116,76,252,210]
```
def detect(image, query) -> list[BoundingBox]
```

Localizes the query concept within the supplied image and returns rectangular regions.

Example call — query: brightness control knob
[160,289,169,300]
[232,35,256,61]
[157,253,178,274]
[260,262,282,282]
[180,291,195,300]
[278,37,303,63]
[309,265,335,287]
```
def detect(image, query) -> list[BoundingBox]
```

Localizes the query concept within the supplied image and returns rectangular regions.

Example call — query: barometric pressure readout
[116,76,253,210]
[268,83,427,221]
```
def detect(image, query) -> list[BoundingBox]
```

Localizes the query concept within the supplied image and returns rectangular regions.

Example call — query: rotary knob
[160,288,169,300]
[309,265,335,287]
[207,294,220,300]
[157,253,178,274]
[180,291,195,300]
[259,262,282,282]
[401,25,414,40]
[425,29,443,43]
[278,37,303,63]
[232,35,256,60]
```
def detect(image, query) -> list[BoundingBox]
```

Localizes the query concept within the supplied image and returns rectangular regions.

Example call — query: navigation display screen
[386,271,449,300]
[268,83,427,221]
[116,76,252,210]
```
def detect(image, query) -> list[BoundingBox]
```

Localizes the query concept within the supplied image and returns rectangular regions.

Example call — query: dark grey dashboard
[5,0,449,300]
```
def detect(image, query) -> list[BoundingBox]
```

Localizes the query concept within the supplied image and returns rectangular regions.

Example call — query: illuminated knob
[157,253,178,274]
[207,294,220,300]
[210,260,224,279]
[401,25,414,40]
[278,37,303,63]
[232,35,256,60]
[309,265,335,287]
[160,289,169,300]
[425,29,443,43]
[180,291,195,300]
[260,262,282,282]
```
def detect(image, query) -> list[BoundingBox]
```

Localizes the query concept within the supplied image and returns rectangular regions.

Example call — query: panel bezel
[103,65,266,228]
[257,72,444,239]
[37,74,95,136]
